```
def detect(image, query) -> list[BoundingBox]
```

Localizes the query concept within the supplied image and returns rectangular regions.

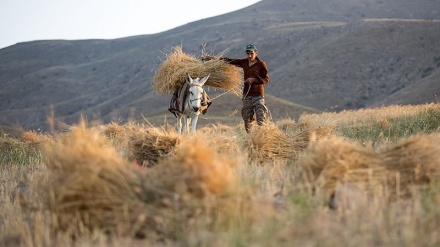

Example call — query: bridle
[188,84,204,103]
[185,84,207,114]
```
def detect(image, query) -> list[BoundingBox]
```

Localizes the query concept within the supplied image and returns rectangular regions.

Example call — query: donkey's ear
[198,73,210,86]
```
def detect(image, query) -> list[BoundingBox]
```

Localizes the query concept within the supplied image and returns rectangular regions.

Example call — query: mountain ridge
[1,0,439,133]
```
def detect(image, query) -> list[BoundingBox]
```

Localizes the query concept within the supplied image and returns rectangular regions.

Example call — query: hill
[0,0,439,132]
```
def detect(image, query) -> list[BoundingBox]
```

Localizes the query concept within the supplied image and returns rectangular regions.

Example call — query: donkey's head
[186,72,210,112]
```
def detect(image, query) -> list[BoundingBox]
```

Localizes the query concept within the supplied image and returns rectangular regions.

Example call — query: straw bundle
[42,123,242,239]
[207,135,241,156]
[298,136,387,199]
[245,123,296,163]
[128,126,181,167]
[151,135,238,198]
[298,133,440,202]
[379,133,440,196]
[153,46,243,95]
[244,122,332,164]
[102,122,126,139]
[43,125,158,237]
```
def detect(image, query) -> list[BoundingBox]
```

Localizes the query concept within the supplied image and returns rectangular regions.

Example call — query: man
[206,44,270,132]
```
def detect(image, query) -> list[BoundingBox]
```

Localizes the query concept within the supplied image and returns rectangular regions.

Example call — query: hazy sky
[0,0,260,49]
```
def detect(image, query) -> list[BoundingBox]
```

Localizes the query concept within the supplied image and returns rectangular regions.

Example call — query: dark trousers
[242,95,267,132]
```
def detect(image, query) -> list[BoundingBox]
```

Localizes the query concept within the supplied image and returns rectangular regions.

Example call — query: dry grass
[298,133,440,204]
[244,121,332,164]
[21,130,53,145]
[2,103,440,246]
[28,122,245,241]
[127,125,181,167]
[153,46,243,95]
[151,135,239,198]
[42,122,151,237]
[300,102,440,127]
[379,133,440,197]
[298,135,387,202]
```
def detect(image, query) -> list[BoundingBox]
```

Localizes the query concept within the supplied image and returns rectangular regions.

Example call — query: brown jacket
[222,57,269,97]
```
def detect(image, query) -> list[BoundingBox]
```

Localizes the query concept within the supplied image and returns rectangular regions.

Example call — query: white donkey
[176,73,210,134]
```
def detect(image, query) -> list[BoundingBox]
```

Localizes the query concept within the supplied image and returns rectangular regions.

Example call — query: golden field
[1,103,440,247]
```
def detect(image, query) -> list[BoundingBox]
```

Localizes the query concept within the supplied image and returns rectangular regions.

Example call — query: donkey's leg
[191,115,199,133]
[186,116,192,134]
[182,115,189,134]
[176,115,182,134]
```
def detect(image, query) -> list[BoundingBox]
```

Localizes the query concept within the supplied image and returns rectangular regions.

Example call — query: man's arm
[254,62,269,85]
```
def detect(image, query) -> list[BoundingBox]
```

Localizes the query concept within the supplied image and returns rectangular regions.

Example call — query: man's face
[246,50,257,61]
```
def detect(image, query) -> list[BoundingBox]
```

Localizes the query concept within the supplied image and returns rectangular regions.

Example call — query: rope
[200,82,248,120]
[242,83,251,101]
[209,90,232,101]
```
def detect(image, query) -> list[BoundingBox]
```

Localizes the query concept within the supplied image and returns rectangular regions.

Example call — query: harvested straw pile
[128,126,181,167]
[206,134,241,156]
[245,123,297,163]
[298,136,387,200]
[379,133,440,197]
[42,123,241,239]
[102,121,126,139]
[153,46,243,95]
[151,135,238,198]
[43,124,157,237]
[244,122,332,164]
[298,133,440,203]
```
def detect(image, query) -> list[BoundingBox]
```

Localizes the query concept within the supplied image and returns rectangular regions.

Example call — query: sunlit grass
[1,103,440,246]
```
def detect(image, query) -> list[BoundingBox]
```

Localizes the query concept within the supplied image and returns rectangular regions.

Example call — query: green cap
[245,44,257,51]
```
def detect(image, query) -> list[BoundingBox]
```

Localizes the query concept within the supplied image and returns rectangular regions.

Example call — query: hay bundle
[153,46,243,95]
[298,136,387,200]
[42,123,240,239]
[102,122,125,139]
[151,135,237,198]
[244,122,331,164]
[43,124,159,237]
[206,134,241,156]
[244,123,296,163]
[298,134,440,202]
[128,126,181,167]
[379,133,440,196]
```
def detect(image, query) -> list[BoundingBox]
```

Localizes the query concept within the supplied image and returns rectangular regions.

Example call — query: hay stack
[42,123,241,239]
[150,135,238,198]
[244,122,332,164]
[153,46,243,95]
[298,136,387,200]
[298,133,440,202]
[379,133,440,196]
[128,126,181,167]
[245,123,296,163]
[42,124,158,237]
